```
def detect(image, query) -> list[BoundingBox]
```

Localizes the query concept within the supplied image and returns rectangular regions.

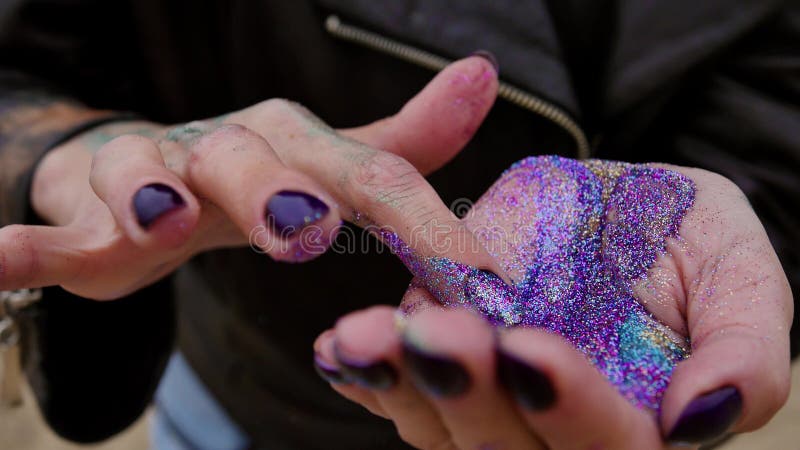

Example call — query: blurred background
[2,360,798,449]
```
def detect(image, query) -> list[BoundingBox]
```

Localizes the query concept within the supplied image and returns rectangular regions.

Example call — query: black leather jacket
[1,1,798,448]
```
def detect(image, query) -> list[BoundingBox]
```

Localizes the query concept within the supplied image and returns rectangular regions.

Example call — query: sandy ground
[1,361,798,449]
[0,381,150,450]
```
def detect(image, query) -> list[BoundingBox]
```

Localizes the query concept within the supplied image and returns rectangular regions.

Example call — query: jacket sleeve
[667,3,800,356]
[0,73,121,227]
[0,0,134,227]
[1,1,175,442]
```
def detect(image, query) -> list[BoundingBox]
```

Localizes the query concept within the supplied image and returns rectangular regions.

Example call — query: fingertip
[661,332,790,442]
[335,304,398,326]
[399,309,549,450]
[130,181,200,248]
[313,324,389,418]
[664,385,743,445]
[470,50,499,75]
[497,327,660,449]
[497,328,563,368]
[313,331,351,386]
[498,327,616,405]
[261,215,341,263]
[333,306,400,358]
[448,53,500,99]
[402,308,495,381]
[132,183,186,228]
[496,328,569,400]
[422,54,499,147]
[90,133,201,250]
[263,190,331,238]
[344,53,499,175]
[0,224,87,291]
[313,328,336,354]
[495,343,557,412]
[257,188,341,263]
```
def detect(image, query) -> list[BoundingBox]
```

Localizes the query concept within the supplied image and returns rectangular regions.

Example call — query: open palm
[316,156,792,449]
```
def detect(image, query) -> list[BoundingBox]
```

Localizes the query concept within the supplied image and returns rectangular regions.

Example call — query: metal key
[0,289,42,409]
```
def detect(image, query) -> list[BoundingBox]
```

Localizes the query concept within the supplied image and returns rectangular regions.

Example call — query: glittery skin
[383,156,696,412]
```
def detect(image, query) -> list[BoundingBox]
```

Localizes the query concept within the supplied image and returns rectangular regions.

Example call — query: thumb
[341,54,499,175]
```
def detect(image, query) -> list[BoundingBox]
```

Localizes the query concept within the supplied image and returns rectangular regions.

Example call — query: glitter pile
[383,156,696,412]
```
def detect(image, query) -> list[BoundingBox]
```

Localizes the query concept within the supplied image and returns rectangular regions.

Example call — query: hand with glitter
[1,55,504,299]
[314,156,793,449]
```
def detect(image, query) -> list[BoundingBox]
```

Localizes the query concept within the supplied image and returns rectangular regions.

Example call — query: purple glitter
[383,156,696,412]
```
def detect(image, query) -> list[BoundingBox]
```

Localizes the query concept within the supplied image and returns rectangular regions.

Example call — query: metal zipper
[325,15,590,159]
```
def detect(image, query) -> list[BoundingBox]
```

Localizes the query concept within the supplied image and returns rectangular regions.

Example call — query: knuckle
[258,98,294,114]
[259,98,309,119]
[201,123,253,143]
[90,134,161,189]
[254,98,296,125]
[111,133,151,147]
[254,98,331,136]
[92,134,150,167]
[352,151,426,210]
[188,124,263,160]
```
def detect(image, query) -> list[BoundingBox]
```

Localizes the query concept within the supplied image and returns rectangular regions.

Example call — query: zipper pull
[0,316,23,407]
[0,289,42,408]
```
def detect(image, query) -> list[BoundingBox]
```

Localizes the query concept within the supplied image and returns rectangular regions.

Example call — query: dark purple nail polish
[402,339,471,398]
[471,50,500,74]
[496,348,556,411]
[334,345,397,391]
[265,190,329,238]
[313,353,351,385]
[666,386,743,445]
[133,183,185,229]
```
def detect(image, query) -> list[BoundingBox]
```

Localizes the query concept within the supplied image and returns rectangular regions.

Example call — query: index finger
[304,119,507,302]
[224,105,509,307]
[339,55,499,175]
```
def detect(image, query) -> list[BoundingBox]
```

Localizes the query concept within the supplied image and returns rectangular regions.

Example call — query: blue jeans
[150,353,250,450]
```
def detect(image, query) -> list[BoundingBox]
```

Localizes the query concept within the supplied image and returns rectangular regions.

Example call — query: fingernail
[666,386,743,445]
[133,183,185,229]
[334,344,398,391]
[496,347,556,411]
[265,190,330,238]
[402,338,471,397]
[313,353,351,385]
[471,50,499,74]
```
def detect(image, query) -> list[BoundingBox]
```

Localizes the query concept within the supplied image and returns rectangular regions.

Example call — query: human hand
[315,157,793,449]
[0,56,501,299]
